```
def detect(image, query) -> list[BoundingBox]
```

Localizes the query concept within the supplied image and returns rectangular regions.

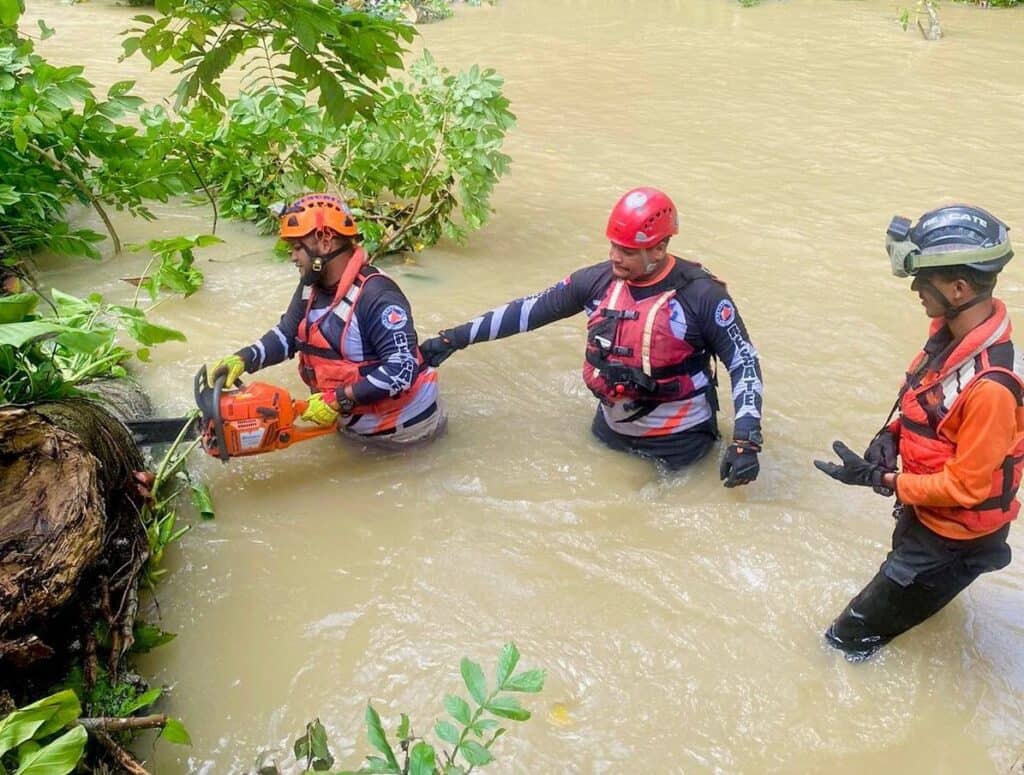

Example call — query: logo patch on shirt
[714,299,736,327]
[381,304,408,331]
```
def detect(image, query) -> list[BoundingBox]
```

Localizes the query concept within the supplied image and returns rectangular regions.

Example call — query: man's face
[911,271,959,318]
[288,235,322,284]
[608,241,668,281]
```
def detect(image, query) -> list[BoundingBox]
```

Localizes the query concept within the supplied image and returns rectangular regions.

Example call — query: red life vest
[295,249,431,425]
[582,260,714,403]
[898,300,1024,534]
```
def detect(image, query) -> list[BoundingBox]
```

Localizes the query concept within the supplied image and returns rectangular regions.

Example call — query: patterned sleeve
[445,264,607,347]
[350,279,421,404]
[690,282,764,440]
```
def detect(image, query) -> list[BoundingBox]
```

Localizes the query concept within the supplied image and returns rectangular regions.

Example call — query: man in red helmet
[420,188,764,479]
[206,193,445,446]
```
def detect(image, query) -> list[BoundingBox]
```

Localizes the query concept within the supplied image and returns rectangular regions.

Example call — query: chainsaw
[126,366,337,461]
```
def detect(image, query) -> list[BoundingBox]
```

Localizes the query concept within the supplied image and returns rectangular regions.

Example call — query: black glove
[814,440,887,489]
[419,329,464,368]
[864,429,898,496]
[720,440,760,488]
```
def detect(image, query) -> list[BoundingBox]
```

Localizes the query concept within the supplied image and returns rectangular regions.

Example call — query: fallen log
[0,396,148,681]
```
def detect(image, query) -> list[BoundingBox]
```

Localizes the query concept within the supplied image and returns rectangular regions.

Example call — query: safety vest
[295,250,432,430]
[898,301,1024,534]
[582,261,714,403]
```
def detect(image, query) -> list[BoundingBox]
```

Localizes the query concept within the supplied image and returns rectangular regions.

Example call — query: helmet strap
[916,275,991,321]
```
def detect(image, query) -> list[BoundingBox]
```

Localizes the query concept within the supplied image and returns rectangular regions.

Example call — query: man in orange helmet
[420,187,764,479]
[815,204,1022,660]
[207,194,445,445]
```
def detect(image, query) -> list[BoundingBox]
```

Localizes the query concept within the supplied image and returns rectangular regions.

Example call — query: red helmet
[605,187,679,249]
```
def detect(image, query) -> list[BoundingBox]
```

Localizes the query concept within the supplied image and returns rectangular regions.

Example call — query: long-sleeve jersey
[444,257,763,440]
[237,267,424,406]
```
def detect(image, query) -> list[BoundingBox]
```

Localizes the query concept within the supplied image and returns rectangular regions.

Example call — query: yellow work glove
[301,392,340,426]
[207,354,246,388]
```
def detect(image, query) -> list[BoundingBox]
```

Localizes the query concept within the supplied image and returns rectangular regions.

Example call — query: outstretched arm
[420,269,596,365]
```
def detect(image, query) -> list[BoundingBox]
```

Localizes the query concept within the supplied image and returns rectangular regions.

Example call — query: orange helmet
[279,194,358,239]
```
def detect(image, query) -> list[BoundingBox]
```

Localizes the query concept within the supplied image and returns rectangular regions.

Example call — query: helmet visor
[886,233,1012,277]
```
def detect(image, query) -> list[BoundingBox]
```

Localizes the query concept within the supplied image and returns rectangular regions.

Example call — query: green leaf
[395,713,409,740]
[190,482,215,519]
[503,669,545,693]
[0,0,22,27]
[457,740,492,767]
[0,293,39,324]
[0,691,81,754]
[364,704,399,770]
[12,725,86,775]
[121,316,186,347]
[35,19,53,39]
[130,623,176,653]
[443,695,471,725]
[433,720,458,745]
[460,658,487,706]
[122,687,162,715]
[408,741,435,775]
[496,642,519,690]
[108,80,136,97]
[160,718,191,745]
[483,696,529,722]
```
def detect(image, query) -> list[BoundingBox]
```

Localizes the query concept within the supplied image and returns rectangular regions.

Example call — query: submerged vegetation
[255,643,545,775]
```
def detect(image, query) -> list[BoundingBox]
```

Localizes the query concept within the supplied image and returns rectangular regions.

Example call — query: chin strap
[916,275,992,321]
[301,243,352,285]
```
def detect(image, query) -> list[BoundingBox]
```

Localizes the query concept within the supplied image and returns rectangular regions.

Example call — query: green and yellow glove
[207,354,246,388]
[301,392,340,426]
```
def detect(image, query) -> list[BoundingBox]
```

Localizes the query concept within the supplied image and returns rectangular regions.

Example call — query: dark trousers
[826,507,1012,660]
[590,409,718,471]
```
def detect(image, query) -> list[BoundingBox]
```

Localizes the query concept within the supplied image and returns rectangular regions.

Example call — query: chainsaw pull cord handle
[212,370,230,463]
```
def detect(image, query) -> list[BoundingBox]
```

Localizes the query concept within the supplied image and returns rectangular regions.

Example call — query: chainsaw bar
[126,416,199,445]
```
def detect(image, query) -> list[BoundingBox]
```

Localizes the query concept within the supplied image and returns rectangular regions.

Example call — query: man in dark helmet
[206,193,445,445]
[419,187,764,480]
[815,204,1023,661]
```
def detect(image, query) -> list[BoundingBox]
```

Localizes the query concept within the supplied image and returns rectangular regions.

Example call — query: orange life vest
[898,301,1024,534]
[295,249,432,426]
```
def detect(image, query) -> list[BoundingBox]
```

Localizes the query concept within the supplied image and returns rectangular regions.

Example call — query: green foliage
[121,0,414,125]
[0,7,189,262]
[0,287,189,404]
[0,691,87,775]
[257,642,543,775]
[145,51,514,258]
[126,234,219,303]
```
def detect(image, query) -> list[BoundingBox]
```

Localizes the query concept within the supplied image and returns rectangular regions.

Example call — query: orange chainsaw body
[196,373,336,461]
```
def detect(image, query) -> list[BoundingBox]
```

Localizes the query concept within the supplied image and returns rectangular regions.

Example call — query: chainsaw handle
[291,398,340,433]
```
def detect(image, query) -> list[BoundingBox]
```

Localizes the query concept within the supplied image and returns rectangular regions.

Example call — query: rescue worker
[419,187,764,480]
[206,193,444,445]
[815,203,1022,660]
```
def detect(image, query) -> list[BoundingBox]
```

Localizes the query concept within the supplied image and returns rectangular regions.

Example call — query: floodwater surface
[31,0,1024,771]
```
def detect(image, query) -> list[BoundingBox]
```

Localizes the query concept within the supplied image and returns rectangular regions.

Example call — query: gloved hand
[419,329,464,368]
[864,429,898,496]
[814,440,888,490]
[207,354,246,388]
[720,440,760,488]
[301,392,340,426]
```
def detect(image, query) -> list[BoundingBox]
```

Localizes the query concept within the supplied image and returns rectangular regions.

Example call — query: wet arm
[896,380,1019,507]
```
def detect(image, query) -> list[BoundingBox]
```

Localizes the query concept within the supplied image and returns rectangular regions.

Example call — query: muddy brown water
[30,0,1024,771]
